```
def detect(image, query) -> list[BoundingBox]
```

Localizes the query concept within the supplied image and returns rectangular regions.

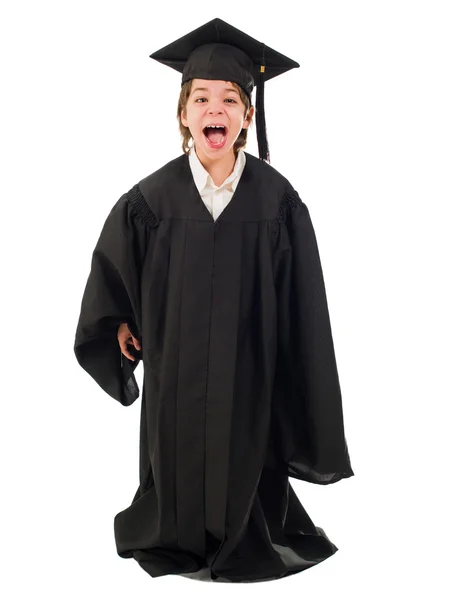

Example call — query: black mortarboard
[149,18,299,163]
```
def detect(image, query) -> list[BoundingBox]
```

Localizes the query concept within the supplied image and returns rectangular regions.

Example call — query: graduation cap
[149,18,300,164]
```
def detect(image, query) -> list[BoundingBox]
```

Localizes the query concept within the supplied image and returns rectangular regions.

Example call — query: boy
[74,18,354,583]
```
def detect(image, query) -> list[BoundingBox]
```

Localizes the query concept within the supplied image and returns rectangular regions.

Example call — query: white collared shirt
[188,147,246,221]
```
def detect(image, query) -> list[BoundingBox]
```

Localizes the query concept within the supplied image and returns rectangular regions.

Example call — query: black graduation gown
[74,151,354,583]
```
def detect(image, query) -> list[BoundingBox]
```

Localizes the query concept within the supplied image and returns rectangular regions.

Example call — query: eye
[195,98,207,103]
[225,98,237,103]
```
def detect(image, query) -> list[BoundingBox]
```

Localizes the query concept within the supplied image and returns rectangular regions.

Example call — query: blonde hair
[176,79,253,156]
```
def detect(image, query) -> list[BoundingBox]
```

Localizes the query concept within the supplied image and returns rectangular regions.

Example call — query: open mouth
[203,125,228,148]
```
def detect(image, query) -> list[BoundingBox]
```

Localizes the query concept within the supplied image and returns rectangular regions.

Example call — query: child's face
[181,79,254,162]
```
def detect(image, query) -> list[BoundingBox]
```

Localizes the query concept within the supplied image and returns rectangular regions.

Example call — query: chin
[197,138,236,160]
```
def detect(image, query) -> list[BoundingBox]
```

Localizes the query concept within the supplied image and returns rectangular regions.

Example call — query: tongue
[206,128,225,143]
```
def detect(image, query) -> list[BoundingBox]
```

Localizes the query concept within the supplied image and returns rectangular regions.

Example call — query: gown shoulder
[125,183,159,228]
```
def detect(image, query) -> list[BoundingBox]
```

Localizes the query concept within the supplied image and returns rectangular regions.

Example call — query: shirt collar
[189,146,246,194]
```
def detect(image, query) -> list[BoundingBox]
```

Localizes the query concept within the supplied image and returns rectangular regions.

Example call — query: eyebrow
[191,87,239,95]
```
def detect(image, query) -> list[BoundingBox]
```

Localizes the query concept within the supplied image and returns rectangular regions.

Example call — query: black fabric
[149,17,300,163]
[74,151,354,582]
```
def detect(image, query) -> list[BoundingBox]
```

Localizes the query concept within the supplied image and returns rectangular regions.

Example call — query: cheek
[190,116,204,131]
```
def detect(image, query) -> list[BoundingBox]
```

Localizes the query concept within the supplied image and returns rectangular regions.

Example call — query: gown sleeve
[271,189,355,484]
[73,184,158,406]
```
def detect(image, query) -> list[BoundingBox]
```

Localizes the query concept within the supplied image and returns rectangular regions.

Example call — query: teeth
[206,125,225,129]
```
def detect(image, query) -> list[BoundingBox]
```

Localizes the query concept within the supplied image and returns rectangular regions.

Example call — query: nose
[208,101,223,114]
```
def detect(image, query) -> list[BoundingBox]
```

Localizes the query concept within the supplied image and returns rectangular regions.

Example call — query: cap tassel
[255,44,270,163]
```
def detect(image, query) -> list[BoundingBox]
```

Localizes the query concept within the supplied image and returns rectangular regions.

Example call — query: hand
[117,322,141,362]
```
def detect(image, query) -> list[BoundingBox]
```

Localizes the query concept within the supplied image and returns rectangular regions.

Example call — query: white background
[1,0,449,598]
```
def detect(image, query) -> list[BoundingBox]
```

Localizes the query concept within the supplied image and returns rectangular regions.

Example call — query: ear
[181,108,188,128]
[242,105,255,130]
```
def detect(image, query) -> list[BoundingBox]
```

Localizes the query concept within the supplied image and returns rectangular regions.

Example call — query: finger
[119,344,136,361]
[132,336,141,350]
[122,350,136,361]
